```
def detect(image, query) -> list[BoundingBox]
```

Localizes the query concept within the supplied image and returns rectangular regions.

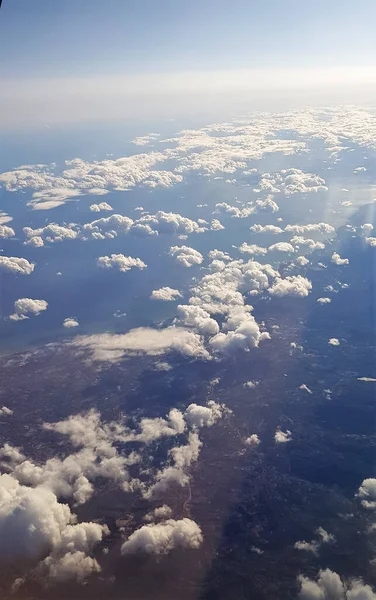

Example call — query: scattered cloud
[63,318,79,328]
[317,297,331,304]
[89,202,113,212]
[269,275,312,297]
[328,338,340,346]
[274,429,292,443]
[121,518,203,555]
[0,224,15,239]
[170,245,204,268]
[245,434,260,446]
[9,298,48,321]
[332,252,349,265]
[0,256,34,275]
[298,569,376,600]
[97,254,147,272]
[151,287,182,301]
[73,327,209,362]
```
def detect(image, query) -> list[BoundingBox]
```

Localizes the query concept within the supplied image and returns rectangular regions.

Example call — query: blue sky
[2,0,376,78]
[2,1,376,127]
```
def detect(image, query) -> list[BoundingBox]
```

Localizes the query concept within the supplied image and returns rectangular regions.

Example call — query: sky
[2,0,376,126]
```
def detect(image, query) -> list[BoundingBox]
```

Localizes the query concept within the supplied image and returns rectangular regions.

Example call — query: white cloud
[9,298,48,321]
[299,384,312,394]
[298,569,376,600]
[361,223,374,232]
[97,254,147,272]
[0,406,13,417]
[239,243,268,255]
[274,429,292,443]
[296,256,309,266]
[207,249,231,261]
[170,245,203,268]
[0,256,34,275]
[151,287,182,301]
[0,224,15,239]
[328,338,340,346]
[257,169,327,196]
[269,275,312,297]
[0,211,13,225]
[357,478,376,509]
[25,236,44,247]
[177,304,220,335]
[295,527,335,556]
[121,518,203,556]
[0,473,107,580]
[82,213,134,240]
[332,252,349,265]
[365,237,376,247]
[184,401,228,428]
[127,408,185,444]
[89,202,113,212]
[211,218,225,230]
[63,318,79,328]
[131,133,160,146]
[73,327,209,362]
[250,224,283,234]
[245,434,260,446]
[285,223,335,234]
[40,551,101,583]
[24,223,79,245]
[143,505,172,522]
[317,297,331,304]
[290,236,325,251]
[268,242,295,253]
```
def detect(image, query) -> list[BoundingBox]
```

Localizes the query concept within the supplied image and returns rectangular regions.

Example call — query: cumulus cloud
[0,256,34,275]
[143,505,173,522]
[256,169,327,196]
[40,551,101,583]
[285,222,335,235]
[269,275,312,297]
[0,406,13,417]
[24,223,79,245]
[274,429,292,443]
[357,478,376,509]
[365,237,376,247]
[177,304,220,335]
[184,401,229,428]
[207,249,231,261]
[245,434,260,446]
[211,218,225,230]
[170,245,204,268]
[328,338,340,346]
[290,236,325,251]
[0,473,107,581]
[317,297,331,304]
[332,252,349,265]
[298,569,376,600]
[82,214,134,240]
[151,287,182,301]
[97,254,147,272]
[296,256,309,266]
[89,202,113,212]
[73,326,209,361]
[127,408,185,444]
[239,243,268,255]
[0,224,15,238]
[295,527,335,556]
[268,242,295,253]
[121,518,203,555]
[250,224,283,234]
[9,298,48,321]
[63,318,79,328]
